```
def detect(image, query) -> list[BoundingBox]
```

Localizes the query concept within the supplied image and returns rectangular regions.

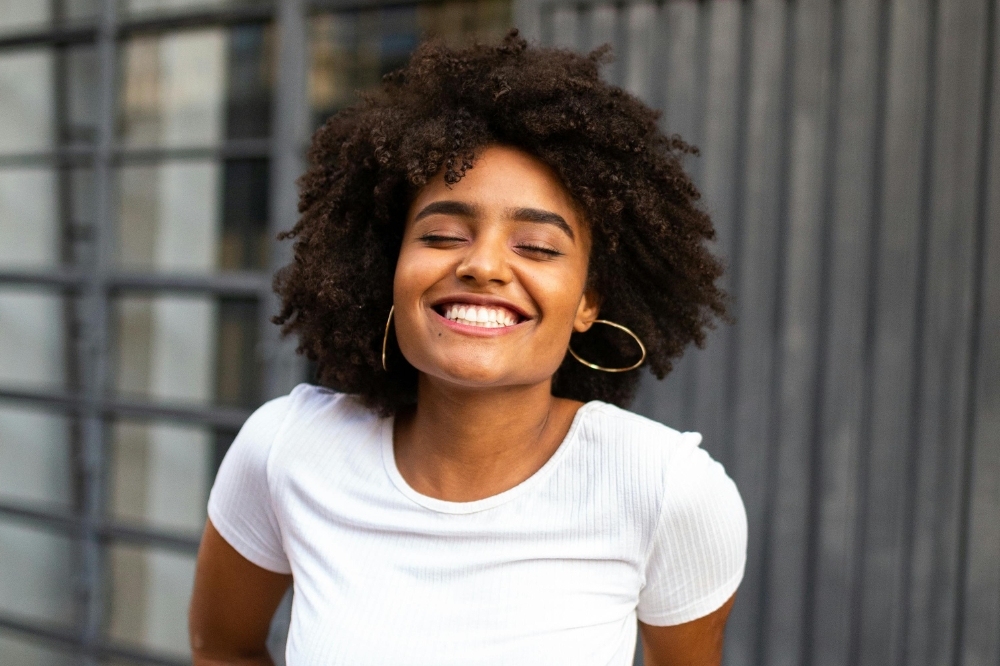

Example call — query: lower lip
[431,308,531,337]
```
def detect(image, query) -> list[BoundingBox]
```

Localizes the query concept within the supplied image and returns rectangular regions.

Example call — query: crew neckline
[380,400,601,514]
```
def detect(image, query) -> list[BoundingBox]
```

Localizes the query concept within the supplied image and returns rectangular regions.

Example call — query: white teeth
[441,303,520,328]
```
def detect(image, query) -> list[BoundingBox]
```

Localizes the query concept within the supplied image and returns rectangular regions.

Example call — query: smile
[437,303,523,328]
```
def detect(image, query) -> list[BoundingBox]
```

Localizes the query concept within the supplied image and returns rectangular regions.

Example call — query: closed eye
[517,244,563,257]
[420,234,466,244]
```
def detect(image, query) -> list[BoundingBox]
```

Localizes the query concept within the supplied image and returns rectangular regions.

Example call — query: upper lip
[429,294,533,320]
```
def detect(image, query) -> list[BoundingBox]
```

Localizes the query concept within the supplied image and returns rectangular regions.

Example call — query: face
[392,144,600,390]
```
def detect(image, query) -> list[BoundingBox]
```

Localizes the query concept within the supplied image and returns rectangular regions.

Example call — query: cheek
[394,247,443,299]
[529,269,588,329]
[391,248,447,359]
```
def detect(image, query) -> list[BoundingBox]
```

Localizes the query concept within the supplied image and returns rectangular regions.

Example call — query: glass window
[114,159,269,273]
[118,23,274,149]
[113,293,219,405]
[0,49,55,154]
[0,522,76,626]
[0,168,59,268]
[0,2,53,33]
[108,419,212,534]
[0,633,79,666]
[0,1,99,33]
[0,166,95,270]
[105,543,196,660]
[224,24,275,141]
[0,288,67,392]
[220,159,270,271]
[0,404,72,509]
[113,293,262,406]
[115,161,224,273]
[119,30,229,149]
[0,45,98,155]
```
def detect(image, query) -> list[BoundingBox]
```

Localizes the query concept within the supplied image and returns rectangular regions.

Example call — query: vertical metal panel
[907,0,992,664]
[761,1,832,663]
[787,2,891,665]
[525,0,1000,664]
[852,0,935,663]
[686,0,740,470]
[959,2,1000,664]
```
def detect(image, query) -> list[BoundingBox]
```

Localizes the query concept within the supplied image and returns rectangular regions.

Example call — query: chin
[421,355,522,389]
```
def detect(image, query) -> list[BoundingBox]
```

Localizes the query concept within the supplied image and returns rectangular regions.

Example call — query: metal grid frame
[0,1,301,663]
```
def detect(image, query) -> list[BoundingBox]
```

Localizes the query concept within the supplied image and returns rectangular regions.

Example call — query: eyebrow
[506,206,575,241]
[413,200,478,222]
[412,200,575,241]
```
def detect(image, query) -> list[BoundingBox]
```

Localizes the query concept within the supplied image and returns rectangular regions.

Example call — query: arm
[189,519,292,666]
[639,592,736,666]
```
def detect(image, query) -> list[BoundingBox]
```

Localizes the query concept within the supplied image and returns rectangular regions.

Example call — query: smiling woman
[189,29,747,666]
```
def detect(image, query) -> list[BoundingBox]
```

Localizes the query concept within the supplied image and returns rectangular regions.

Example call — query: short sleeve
[207,393,294,574]
[636,435,747,626]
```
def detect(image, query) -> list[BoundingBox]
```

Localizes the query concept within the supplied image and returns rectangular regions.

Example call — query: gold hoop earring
[381,305,394,372]
[568,319,646,373]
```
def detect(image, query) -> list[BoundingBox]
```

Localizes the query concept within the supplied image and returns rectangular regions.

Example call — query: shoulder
[579,401,707,470]
[579,401,744,535]
[228,383,375,461]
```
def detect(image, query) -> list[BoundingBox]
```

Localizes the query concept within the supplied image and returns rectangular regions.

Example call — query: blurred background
[0,0,996,665]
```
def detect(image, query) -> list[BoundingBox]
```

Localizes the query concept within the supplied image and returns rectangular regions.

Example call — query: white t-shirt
[208,383,747,666]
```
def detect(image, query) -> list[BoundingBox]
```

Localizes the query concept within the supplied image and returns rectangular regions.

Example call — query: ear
[573,288,601,333]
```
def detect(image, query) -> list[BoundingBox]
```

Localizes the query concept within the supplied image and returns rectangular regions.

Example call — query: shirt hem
[208,506,293,575]
[635,565,744,627]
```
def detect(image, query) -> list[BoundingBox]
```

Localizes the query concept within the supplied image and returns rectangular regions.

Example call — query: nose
[455,232,513,286]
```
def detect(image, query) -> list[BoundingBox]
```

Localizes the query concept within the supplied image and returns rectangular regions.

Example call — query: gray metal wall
[514,1,1000,665]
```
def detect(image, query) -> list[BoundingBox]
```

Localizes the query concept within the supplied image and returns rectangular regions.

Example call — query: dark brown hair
[273,28,728,415]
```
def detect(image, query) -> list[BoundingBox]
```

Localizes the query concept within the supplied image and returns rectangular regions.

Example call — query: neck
[392,375,582,502]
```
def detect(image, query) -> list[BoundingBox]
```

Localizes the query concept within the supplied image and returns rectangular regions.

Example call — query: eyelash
[419,235,563,257]
[519,244,563,257]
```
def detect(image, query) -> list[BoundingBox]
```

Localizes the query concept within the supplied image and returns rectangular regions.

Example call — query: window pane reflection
[115,161,223,273]
[0,404,73,509]
[0,634,79,666]
[108,419,212,533]
[0,522,76,626]
[0,0,98,36]
[105,543,195,660]
[0,289,67,391]
[113,294,218,404]
[115,159,269,273]
[119,30,228,149]
[0,49,54,153]
[118,23,273,148]
[113,294,261,407]
[0,167,93,270]
[0,168,58,267]
[0,45,99,155]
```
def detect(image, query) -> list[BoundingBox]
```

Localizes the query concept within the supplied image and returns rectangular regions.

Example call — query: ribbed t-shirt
[208,383,747,665]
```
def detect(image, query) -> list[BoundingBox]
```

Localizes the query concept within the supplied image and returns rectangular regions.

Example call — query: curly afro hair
[273,28,729,416]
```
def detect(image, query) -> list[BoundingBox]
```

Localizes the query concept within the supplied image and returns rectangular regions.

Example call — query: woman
[189,29,747,666]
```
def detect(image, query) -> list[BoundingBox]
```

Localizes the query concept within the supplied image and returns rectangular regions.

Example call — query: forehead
[406,145,585,231]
